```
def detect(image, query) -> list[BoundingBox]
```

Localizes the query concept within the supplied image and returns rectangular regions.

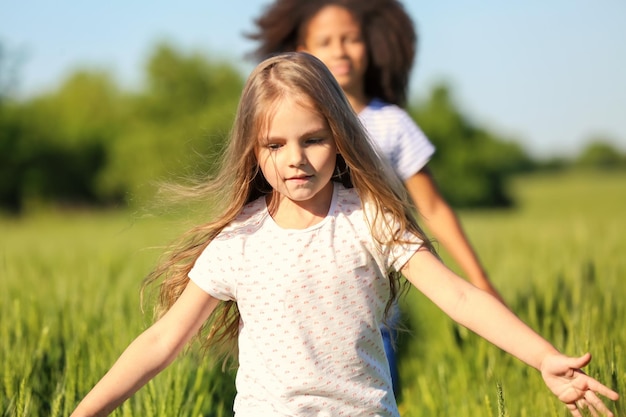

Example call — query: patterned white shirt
[189,184,422,416]
[359,98,435,180]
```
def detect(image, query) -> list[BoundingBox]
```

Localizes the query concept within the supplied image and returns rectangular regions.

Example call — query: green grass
[1,170,624,416]
[398,170,626,416]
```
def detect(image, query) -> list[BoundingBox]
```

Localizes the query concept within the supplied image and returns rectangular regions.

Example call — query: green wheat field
[1,171,624,416]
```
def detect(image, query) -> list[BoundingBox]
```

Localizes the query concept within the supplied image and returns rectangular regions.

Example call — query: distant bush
[0,43,243,213]
[411,84,533,208]
[576,139,626,170]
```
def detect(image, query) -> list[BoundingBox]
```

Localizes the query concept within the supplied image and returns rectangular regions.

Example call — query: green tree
[99,42,244,205]
[0,40,25,212]
[411,84,531,208]
[0,103,25,212]
[13,71,124,209]
[576,138,625,169]
[0,43,246,213]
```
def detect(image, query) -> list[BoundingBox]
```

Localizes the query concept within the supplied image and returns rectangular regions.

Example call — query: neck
[267,183,334,229]
[344,90,369,114]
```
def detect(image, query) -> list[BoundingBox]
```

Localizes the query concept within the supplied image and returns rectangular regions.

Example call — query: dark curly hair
[245,0,417,107]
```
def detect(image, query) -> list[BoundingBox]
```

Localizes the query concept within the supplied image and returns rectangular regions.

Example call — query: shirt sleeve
[359,101,436,181]
[387,232,424,271]
[188,238,238,301]
[363,200,424,272]
[392,111,436,180]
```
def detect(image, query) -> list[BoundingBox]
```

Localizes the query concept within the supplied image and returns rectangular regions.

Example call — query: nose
[288,144,307,167]
[329,39,347,57]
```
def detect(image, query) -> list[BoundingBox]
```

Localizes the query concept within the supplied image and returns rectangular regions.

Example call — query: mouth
[286,175,313,182]
[330,64,351,76]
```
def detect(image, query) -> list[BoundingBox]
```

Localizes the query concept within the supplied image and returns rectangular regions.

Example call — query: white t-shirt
[189,184,422,416]
[359,98,435,181]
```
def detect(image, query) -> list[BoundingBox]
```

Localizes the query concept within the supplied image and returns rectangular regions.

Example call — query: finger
[586,402,600,417]
[584,377,620,401]
[588,403,613,417]
[585,390,614,417]
[569,352,592,370]
[566,402,583,417]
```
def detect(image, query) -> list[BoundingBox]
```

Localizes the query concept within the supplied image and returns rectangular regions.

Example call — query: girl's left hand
[540,352,619,417]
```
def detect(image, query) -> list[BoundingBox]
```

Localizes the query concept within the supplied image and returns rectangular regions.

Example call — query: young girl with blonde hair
[71,52,618,417]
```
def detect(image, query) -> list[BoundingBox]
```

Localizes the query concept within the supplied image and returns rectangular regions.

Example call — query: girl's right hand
[540,352,619,416]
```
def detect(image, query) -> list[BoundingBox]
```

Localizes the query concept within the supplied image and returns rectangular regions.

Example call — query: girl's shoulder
[218,196,268,239]
[363,98,401,113]
[334,185,378,228]
[334,184,364,214]
[335,183,360,201]
[361,99,413,124]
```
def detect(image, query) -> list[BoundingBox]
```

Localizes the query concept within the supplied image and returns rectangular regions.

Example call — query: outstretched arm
[402,249,619,416]
[71,281,220,417]
[404,168,506,305]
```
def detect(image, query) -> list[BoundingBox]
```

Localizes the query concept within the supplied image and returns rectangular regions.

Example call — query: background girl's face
[298,5,368,99]
[256,96,337,208]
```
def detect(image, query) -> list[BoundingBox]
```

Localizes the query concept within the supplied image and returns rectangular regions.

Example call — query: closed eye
[305,137,325,145]
[266,143,283,150]
[313,38,331,48]
[346,33,364,44]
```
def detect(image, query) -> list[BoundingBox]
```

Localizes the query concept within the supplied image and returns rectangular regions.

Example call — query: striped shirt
[359,98,435,181]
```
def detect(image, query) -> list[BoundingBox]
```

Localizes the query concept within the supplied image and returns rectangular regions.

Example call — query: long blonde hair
[143,52,435,366]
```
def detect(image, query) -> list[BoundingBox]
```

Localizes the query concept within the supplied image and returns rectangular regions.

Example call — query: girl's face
[256,96,337,210]
[298,5,367,100]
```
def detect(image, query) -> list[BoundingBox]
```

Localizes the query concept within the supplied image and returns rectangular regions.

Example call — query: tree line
[1,41,624,214]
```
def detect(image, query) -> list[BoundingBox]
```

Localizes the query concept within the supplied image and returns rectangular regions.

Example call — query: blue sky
[2,1,625,157]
